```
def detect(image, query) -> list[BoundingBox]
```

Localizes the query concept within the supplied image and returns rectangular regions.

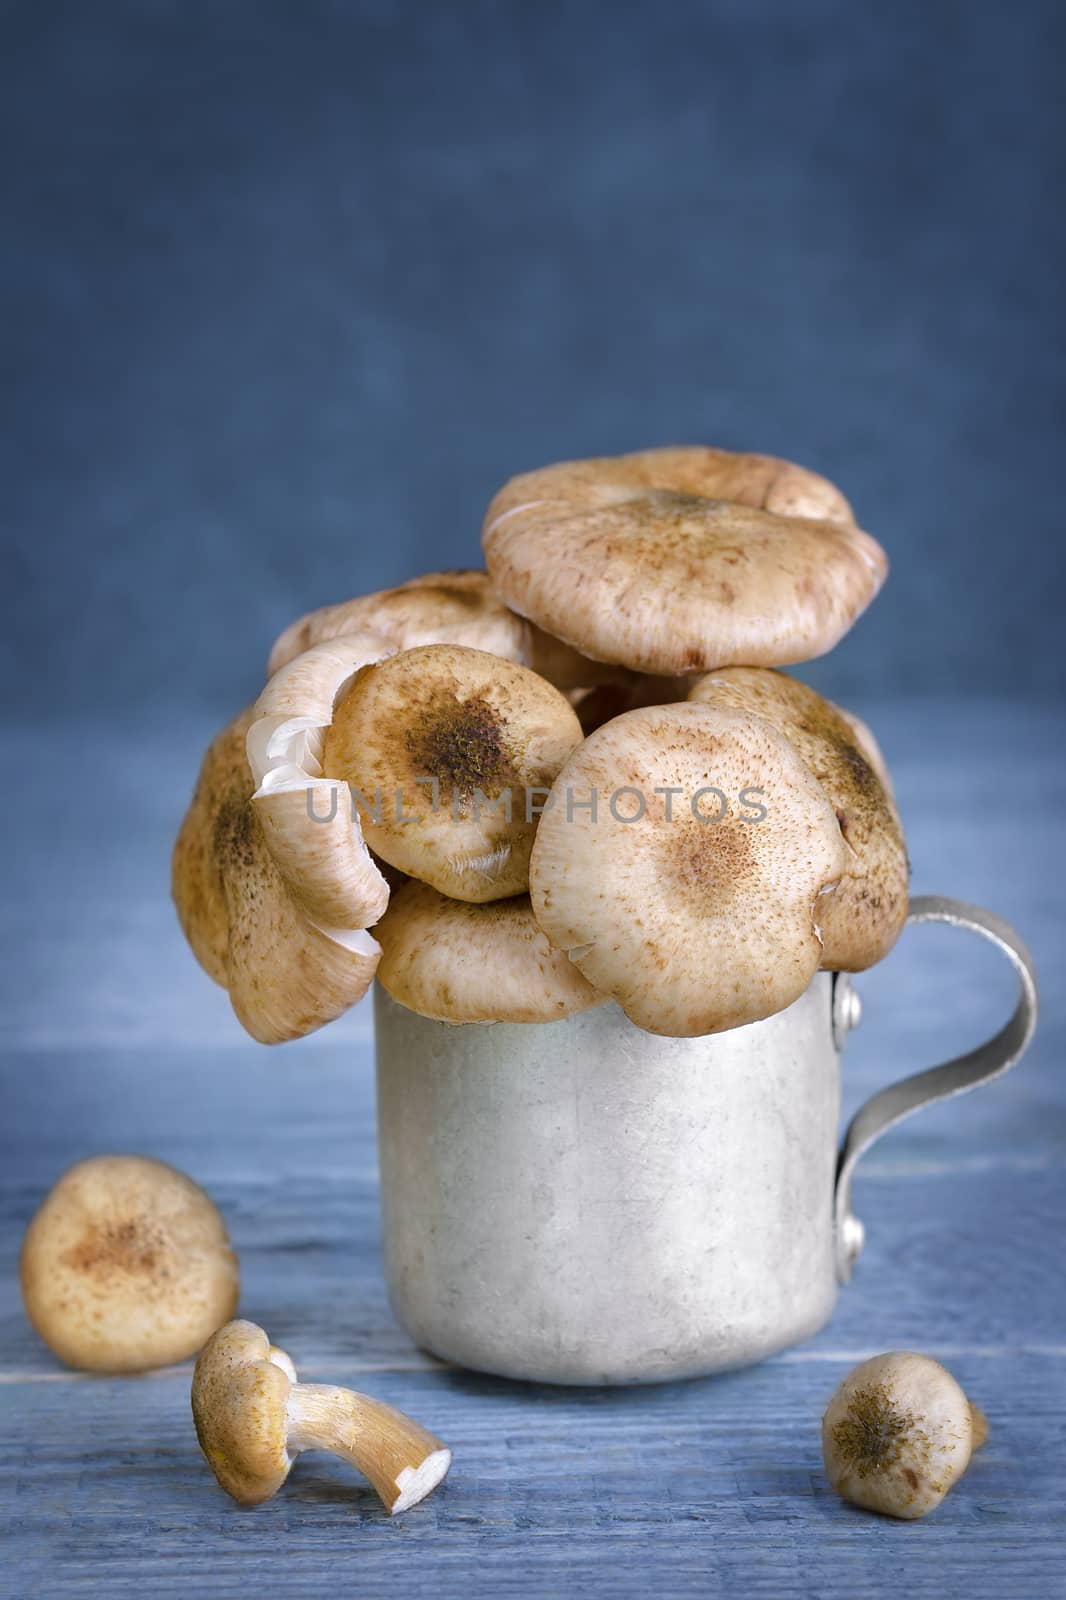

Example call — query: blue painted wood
[1,703,1064,1597]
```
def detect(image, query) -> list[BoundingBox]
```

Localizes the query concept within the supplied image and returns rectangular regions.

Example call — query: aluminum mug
[374,896,1038,1385]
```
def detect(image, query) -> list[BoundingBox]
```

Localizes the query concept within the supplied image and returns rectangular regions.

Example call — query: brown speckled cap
[191,1320,295,1505]
[482,446,886,675]
[375,881,607,1023]
[822,1351,980,1519]
[528,702,848,1037]
[321,643,583,902]
[20,1155,239,1373]
[267,569,529,676]
[688,670,908,970]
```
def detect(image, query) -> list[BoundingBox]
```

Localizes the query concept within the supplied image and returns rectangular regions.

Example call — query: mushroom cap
[173,700,383,1044]
[822,1351,978,1519]
[173,705,256,989]
[321,643,583,902]
[267,569,529,676]
[376,881,607,1023]
[482,446,886,675]
[192,1319,295,1505]
[20,1156,239,1373]
[688,669,908,970]
[529,703,848,1036]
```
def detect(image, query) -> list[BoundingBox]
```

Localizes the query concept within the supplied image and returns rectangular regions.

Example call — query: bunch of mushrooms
[174,445,908,1043]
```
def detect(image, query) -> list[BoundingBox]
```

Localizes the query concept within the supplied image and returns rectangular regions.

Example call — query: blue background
[3,0,1064,718]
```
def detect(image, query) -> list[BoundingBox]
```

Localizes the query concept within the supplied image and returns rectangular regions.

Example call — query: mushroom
[376,881,607,1023]
[266,565,616,696]
[20,1155,239,1373]
[192,1319,451,1514]
[528,702,848,1036]
[267,568,528,676]
[482,446,887,675]
[173,630,396,1042]
[687,669,908,969]
[320,642,583,901]
[822,1352,988,1519]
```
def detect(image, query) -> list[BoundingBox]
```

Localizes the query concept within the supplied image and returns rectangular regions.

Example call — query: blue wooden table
[2,702,1063,1598]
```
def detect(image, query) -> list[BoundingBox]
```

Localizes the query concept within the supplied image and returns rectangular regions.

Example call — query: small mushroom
[20,1155,239,1373]
[320,642,583,901]
[688,669,909,970]
[192,1319,451,1514]
[267,568,528,676]
[482,446,886,675]
[822,1351,988,1519]
[376,881,607,1023]
[529,703,848,1036]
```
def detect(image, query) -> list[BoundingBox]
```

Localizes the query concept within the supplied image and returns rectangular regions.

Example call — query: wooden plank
[3,1357,1064,1599]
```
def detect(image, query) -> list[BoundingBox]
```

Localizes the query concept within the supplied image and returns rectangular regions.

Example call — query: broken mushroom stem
[192,1320,451,1515]
[286,1382,451,1514]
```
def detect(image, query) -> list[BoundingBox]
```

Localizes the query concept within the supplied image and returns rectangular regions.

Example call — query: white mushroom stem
[285,1383,452,1515]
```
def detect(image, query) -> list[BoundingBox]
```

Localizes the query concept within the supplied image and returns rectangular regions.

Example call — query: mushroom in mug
[192,1320,451,1515]
[482,446,886,675]
[21,1155,239,1373]
[529,703,848,1036]
[822,1351,988,1518]
[174,633,396,1042]
[688,669,909,970]
[267,565,617,695]
[320,643,583,901]
[267,568,529,676]
[375,880,607,1023]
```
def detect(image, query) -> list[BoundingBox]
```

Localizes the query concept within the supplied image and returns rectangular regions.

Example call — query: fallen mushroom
[482,445,886,675]
[376,880,607,1023]
[192,1319,451,1514]
[267,568,528,676]
[320,642,583,901]
[20,1155,239,1373]
[528,702,848,1036]
[822,1351,988,1518]
[687,669,909,970]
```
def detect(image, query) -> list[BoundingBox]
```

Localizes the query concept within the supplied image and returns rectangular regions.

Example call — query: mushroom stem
[285,1383,452,1515]
[970,1403,989,1451]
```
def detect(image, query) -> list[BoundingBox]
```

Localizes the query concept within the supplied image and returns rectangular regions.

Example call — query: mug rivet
[833,976,863,1050]
[839,1214,866,1277]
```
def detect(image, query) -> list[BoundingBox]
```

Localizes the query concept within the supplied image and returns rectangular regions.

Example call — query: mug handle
[833,894,1039,1283]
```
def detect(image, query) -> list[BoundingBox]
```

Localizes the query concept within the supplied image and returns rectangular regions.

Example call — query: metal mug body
[374,977,842,1384]
[373,897,1037,1385]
